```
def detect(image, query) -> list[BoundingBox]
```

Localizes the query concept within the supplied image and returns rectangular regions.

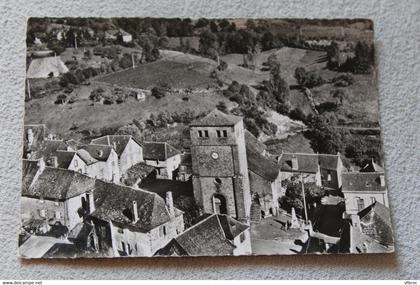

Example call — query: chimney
[379,175,386,187]
[27,128,34,146]
[291,155,299,170]
[132,201,139,223]
[86,192,95,213]
[49,156,58,168]
[166,191,175,217]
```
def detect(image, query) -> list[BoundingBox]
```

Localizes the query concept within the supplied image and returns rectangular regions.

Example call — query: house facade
[91,135,143,176]
[143,142,181,180]
[91,182,184,257]
[21,167,97,233]
[342,172,388,215]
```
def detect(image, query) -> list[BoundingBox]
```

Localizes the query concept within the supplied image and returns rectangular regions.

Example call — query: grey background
[0,0,419,279]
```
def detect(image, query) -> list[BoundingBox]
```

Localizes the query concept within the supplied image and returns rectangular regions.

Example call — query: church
[189,109,253,223]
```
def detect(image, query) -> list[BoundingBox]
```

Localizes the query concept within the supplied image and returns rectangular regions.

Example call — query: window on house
[357,198,365,211]
[222,130,228,137]
[127,243,131,255]
[198,130,203,138]
[121,241,126,253]
[204,130,209,137]
[74,159,78,168]
[240,232,246,243]
[163,226,167,236]
[216,130,222,138]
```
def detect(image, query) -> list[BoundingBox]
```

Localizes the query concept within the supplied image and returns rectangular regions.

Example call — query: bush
[151,86,166,99]
[103,98,114,105]
[289,108,307,122]
[333,74,354,86]
[216,101,227,112]
[54,94,67,104]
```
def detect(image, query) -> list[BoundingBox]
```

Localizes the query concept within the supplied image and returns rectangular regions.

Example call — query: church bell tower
[189,109,251,222]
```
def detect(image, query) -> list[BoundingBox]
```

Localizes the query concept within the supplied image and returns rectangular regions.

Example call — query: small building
[155,214,251,256]
[342,172,388,215]
[76,144,120,183]
[143,142,181,180]
[342,202,394,254]
[278,152,344,192]
[23,124,47,159]
[21,167,97,232]
[90,135,143,175]
[90,181,184,257]
[27,56,69,78]
[247,145,281,218]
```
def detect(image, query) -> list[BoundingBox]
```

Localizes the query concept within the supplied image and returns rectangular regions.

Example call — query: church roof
[247,146,279,182]
[190,109,242,127]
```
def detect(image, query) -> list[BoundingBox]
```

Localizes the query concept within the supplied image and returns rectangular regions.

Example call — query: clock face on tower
[211,152,219,160]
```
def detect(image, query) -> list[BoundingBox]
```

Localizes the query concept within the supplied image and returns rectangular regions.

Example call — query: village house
[90,135,143,176]
[76,144,120,183]
[246,145,282,220]
[155,214,251,256]
[23,124,47,159]
[341,201,394,254]
[21,166,97,235]
[277,152,344,195]
[90,181,184,257]
[341,171,388,215]
[143,142,181,180]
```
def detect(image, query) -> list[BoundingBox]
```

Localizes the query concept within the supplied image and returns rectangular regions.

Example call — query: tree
[216,101,227,112]
[294,67,307,86]
[199,30,217,57]
[115,125,143,142]
[326,40,340,69]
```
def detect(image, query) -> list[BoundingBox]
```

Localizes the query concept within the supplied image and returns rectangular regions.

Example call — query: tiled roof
[245,129,266,154]
[31,139,68,160]
[278,153,340,173]
[190,109,242,127]
[91,135,141,158]
[247,146,279,182]
[91,180,182,233]
[360,159,385,173]
[21,159,41,194]
[23,167,96,200]
[76,149,98,165]
[279,153,319,173]
[158,214,236,256]
[77,144,113,161]
[358,202,394,246]
[123,162,156,186]
[318,154,340,170]
[342,172,386,192]
[55,150,76,169]
[217,214,249,240]
[143,142,180,161]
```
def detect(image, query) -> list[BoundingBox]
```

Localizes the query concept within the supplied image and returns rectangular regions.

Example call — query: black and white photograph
[20,17,394,258]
